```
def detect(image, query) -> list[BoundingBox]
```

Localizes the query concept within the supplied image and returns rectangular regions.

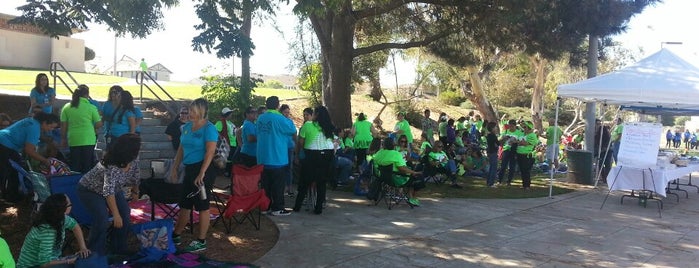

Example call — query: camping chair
[218,164,269,232]
[418,155,446,184]
[8,159,45,211]
[375,165,412,210]
[49,173,94,226]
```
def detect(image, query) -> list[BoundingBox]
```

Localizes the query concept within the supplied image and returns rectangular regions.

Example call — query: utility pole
[113,34,117,76]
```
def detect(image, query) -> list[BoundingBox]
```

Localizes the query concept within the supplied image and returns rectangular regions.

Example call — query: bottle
[198,184,207,200]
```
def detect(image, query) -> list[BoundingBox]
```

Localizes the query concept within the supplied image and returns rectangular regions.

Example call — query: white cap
[221,107,233,115]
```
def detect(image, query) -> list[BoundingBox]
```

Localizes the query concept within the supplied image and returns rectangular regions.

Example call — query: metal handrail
[137,71,178,115]
[49,62,80,94]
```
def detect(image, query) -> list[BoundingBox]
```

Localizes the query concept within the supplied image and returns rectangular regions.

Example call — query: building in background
[103,55,173,81]
[0,13,85,72]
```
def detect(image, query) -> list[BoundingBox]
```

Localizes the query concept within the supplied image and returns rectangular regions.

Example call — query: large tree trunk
[463,66,498,123]
[240,0,253,102]
[530,55,547,133]
[310,3,356,128]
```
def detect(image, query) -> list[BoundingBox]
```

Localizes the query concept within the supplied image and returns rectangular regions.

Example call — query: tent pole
[549,97,561,198]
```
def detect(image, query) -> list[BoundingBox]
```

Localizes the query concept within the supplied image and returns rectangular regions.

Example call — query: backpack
[213,121,230,169]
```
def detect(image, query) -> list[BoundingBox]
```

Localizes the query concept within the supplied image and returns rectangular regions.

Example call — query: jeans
[487,152,498,186]
[261,165,289,212]
[498,149,517,184]
[69,145,96,174]
[77,185,130,255]
[335,156,353,184]
[612,141,620,164]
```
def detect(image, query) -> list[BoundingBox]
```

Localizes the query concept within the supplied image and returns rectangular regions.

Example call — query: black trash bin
[566,150,593,185]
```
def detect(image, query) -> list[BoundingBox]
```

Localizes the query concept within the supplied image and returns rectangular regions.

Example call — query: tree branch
[353,31,452,57]
[353,0,464,19]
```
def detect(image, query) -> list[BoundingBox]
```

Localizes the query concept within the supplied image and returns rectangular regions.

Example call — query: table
[607,164,699,198]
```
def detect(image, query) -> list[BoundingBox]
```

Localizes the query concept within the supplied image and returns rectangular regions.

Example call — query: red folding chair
[217,164,269,232]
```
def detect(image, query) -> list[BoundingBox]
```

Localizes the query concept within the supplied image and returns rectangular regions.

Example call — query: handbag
[213,121,230,169]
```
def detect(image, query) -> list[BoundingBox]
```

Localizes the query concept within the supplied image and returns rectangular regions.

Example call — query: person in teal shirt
[171,98,218,253]
[237,107,259,167]
[373,137,423,206]
[108,91,136,146]
[60,86,103,173]
[29,73,56,114]
[0,112,59,202]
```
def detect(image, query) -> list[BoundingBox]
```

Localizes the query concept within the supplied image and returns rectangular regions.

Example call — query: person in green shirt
[373,138,423,206]
[394,111,413,145]
[611,117,623,164]
[18,194,91,268]
[498,119,523,185]
[516,121,539,189]
[428,141,462,188]
[60,85,103,173]
[438,113,448,145]
[0,234,14,268]
[542,118,564,170]
[463,149,489,177]
[352,112,377,167]
[420,109,436,145]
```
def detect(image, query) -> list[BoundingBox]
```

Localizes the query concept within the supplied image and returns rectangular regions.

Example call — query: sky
[2,0,699,83]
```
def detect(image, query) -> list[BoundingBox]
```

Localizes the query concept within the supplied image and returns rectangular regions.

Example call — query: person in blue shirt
[237,106,259,167]
[134,106,143,135]
[257,96,297,216]
[170,98,218,253]
[666,129,673,148]
[684,129,691,150]
[0,112,59,202]
[29,73,56,114]
[691,132,698,150]
[101,85,123,138]
[673,130,682,149]
[107,90,136,149]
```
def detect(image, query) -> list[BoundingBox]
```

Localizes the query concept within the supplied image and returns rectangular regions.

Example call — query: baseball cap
[221,107,233,115]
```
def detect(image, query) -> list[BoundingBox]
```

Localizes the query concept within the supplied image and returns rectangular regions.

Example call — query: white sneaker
[271,209,292,216]
[349,176,355,180]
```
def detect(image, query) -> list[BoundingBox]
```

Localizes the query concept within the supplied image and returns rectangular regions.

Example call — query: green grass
[0,68,305,101]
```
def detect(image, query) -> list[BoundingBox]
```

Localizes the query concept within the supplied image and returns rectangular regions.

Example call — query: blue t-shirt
[180,121,218,165]
[108,108,135,138]
[30,87,56,114]
[256,110,297,166]
[240,119,257,156]
[101,101,117,134]
[0,117,41,152]
[134,107,143,133]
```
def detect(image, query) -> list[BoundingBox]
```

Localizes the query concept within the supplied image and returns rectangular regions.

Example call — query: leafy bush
[257,79,284,89]
[438,90,467,106]
[200,74,265,124]
[298,63,322,107]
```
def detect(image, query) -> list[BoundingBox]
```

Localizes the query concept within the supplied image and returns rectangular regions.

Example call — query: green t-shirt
[300,122,333,150]
[428,151,449,167]
[456,121,467,131]
[373,149,409,185]
[395,119,413,143]
[215,120,237,147]
[500,128,524,151]
[60,98,101,146]
[466,155,488,170]
[474,120,484,132]
[353,120,373,149]
[420,141,432,155]
[611,124,623,142]
[516,132,539,154]
[545,126,563,145]
[18,215,77,267]
[0,237,15,268]
[438,122,447,137]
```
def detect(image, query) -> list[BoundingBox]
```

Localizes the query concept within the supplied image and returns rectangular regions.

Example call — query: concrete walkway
[255,179,699,267]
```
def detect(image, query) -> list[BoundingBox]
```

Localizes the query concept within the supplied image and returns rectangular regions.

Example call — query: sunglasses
[180,112,189,115]
[399,140,407,143]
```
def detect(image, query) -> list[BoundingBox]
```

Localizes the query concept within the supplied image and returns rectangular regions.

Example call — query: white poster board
[616,122,663,169]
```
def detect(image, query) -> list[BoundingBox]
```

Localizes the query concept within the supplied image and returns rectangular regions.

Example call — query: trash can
[566,150,593,185]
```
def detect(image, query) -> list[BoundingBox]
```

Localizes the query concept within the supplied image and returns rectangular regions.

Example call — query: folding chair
[48,173,94,226]
[375,165,413,210]
[419,155,446,184]
[219,164,269,232]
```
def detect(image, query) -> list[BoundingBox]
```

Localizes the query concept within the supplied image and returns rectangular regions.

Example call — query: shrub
[200,74,265,124]
[438,90,467,106]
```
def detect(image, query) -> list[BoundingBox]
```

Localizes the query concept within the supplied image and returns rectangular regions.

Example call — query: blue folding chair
[49,173,94,226]
[7,159,31,196]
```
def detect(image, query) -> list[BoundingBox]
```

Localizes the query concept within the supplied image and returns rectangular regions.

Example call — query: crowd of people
[1,73,635,264]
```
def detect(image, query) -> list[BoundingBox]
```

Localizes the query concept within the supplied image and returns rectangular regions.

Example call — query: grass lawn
[0,68,305,101]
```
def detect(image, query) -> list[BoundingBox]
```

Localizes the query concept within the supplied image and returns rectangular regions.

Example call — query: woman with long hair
[77,134,141,255]
[351,112,376,167]
[100,85,124,146]
[293,106,336,214]
[0,112,60,202]
[60,85,103,173]
[29,73,56,114]
[107,90,137,148]
[170,98,218,252]
[17,194,90,267]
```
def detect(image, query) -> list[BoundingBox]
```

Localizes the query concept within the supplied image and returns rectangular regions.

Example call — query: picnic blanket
[129,199,220,225]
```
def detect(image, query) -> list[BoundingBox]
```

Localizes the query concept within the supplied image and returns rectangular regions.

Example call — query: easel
[601,166,662,218]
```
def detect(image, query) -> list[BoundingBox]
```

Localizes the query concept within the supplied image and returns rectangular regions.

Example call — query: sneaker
[348,176,355,180]
[450,184,463,189]
[173,235,182,246]
[488,185,497,188]
[408,198,420,207]
[184,240,207,252]
[271,209,292,216]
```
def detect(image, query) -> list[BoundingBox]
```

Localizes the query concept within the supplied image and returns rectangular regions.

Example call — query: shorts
[178,161,216,211]
[545,144,558,161]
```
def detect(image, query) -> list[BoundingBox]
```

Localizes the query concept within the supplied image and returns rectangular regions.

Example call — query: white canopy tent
[559,48,699,115]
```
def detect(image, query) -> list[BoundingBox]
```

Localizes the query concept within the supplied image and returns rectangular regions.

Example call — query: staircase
[96,102,178,179]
